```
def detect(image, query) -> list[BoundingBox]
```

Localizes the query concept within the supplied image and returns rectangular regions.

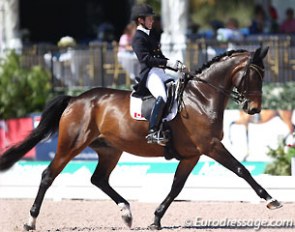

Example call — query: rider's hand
[179,64,189,73]
[166,59,182,71]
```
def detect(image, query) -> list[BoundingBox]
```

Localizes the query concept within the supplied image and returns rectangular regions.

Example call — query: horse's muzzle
[243,100,261,115]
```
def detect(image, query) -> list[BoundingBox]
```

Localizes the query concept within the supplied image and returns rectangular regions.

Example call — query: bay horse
[0,47,282,231]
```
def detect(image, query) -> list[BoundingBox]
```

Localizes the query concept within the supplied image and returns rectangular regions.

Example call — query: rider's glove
[166,59,182,71]
[166,60,189,73]
[180,64,189,73]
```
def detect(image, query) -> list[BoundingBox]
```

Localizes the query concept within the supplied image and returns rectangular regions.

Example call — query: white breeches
[146,68,171,102]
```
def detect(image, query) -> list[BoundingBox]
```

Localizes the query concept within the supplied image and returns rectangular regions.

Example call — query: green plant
[262,82,295,110]
[264,138,295,176]
[0,50,52,119]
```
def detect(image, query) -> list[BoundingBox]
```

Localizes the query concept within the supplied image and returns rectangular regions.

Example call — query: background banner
[0,110,294,162]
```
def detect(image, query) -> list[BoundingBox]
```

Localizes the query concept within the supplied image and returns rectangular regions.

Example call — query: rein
[184,61,264,105]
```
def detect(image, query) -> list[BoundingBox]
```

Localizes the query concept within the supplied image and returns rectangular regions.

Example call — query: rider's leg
[146,68,170,143]
[148,96,166,136]
[146,68,170,102]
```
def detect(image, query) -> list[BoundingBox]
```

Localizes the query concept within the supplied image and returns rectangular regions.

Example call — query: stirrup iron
[146,124,170,146]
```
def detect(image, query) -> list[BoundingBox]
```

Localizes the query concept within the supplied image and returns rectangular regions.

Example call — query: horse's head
[232,46,269,115]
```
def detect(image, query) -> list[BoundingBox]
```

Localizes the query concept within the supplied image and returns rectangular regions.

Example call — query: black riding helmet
[131,4,155,21]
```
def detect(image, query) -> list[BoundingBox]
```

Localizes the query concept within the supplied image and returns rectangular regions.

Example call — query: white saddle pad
[130,94,178,121]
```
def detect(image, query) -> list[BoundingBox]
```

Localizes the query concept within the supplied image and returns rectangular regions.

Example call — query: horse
[229,109,295,160]
[0,46,282,231]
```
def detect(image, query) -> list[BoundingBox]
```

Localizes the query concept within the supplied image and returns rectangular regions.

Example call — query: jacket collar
[137,25,150,35]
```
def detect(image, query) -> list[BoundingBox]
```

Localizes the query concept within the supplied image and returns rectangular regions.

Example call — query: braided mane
[194,49,248,75]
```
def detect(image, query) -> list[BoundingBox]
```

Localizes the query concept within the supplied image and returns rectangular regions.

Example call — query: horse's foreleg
[90,147,132,227]
[149,156,199,230]
[207,138,282,209]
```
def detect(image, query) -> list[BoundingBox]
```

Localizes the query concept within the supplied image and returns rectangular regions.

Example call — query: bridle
[235,61,264,103]
[184,55,265,105]
[249,64,264,80]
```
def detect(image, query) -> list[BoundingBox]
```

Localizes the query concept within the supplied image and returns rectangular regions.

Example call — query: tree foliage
[0,50,51,119]
[189,0,255,28]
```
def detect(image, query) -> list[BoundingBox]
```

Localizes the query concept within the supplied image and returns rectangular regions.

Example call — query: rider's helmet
[131,4,155,21]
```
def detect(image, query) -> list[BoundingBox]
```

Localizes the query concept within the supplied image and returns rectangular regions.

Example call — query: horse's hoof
[122,214,133,228]
[24,223,35,231]
[118,203,133,228]
[267,199,283,210]
[148,223,162,230]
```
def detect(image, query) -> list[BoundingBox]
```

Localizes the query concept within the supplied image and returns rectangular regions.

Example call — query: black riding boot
[146,97,169,145]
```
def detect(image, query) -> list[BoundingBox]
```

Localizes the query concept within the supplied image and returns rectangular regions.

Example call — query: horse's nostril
[249,108,260,115]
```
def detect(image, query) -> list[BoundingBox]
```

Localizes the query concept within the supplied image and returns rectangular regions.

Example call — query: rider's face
[143,16,154,30]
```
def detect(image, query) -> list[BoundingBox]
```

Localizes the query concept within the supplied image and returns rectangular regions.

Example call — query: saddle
[130,79,179,122]
[130,78,186,160]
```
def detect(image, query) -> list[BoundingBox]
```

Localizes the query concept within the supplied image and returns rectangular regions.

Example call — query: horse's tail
[0,95,72,171]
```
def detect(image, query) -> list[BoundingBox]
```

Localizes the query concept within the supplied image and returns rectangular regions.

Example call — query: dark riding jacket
[132,28,168,96]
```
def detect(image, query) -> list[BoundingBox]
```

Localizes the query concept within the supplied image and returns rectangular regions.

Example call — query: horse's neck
[185,64,234,114]
[184,81,227,117]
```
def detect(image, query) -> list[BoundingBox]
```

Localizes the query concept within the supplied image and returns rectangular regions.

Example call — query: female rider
[131,4,185,145]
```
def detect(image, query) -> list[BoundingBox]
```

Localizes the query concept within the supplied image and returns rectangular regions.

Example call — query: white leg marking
[27,215,36,228]
[118,202,133,227]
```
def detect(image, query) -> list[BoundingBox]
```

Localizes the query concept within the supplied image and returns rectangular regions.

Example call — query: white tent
[0,0,22,54]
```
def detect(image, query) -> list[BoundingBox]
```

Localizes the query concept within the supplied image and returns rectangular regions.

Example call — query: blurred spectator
[204,20,225,39]
[249,4,267,34]
[269,4,279,33]
[280,8,295,34]
[44,36,77,66]
[217,18,243,41]
[117,22,139,81]
[118,22,136,52]
[20,28,31,46]
[44,36,77,86]
[97,22,115,42]
[57,36,76,50]
[186,20,200,41]
[57,36,77,62]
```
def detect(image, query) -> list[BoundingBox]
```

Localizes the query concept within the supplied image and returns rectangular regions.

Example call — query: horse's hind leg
[24,145,90,231]
[24,116,97,230]
[24,153,75,231]
[207,139,282,209]
[90,146,132,227]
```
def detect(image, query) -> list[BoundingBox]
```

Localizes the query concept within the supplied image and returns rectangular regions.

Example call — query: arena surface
[1,199,294,232]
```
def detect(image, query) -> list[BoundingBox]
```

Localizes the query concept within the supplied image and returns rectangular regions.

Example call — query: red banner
[0,118,35,159]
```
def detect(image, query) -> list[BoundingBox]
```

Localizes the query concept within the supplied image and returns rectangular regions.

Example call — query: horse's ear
[252,47,262,62]
[260,46,269,59]
[252,46,268,62]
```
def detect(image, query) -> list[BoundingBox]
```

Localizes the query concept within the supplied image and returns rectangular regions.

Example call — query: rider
[131,3,186,145]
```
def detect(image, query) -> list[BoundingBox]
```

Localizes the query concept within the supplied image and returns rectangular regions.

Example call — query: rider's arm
[132,34,167,68]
